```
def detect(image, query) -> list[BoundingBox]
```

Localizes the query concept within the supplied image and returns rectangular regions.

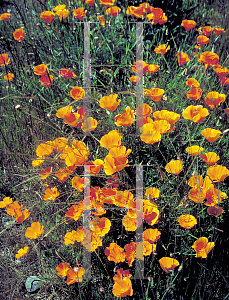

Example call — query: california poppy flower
[73,8,87,20]
[100,94,121,111]
[15,246,29,258]
[201,128,221,142]
[104,146,131,175]
[198,51,219,70]
[0,197,13,208]
[112,269,133,297]
[64,230,78,245]
[85,159,104,174]
[182,105,209,123]
[206,165,229,182]
[0,53,10,66]
[200,152,220,166]
[72,176,90,192]
[214,66,229,78]
[165,160,183,175]
[100,0,115,7]
[56,262,70,277]
[44,187,59,201]
[53,5,69,20]
[36,141,54,157]
[39,75,54,87]
[106,6,121,17]
[145,88,164,102]
[136,103,152,117]
[55,167,74,182]
[33,64,49,76]
[204,185,227,206]
[132,60,149,75]
[90,216,111,237]
[178,214,197,229]
[129,76,141,85]
[100,130,122,149]
[177,52,191,66]
[124,242,137,266]
[188,175,213,203]
[59,69,77,79]
[187,88,202,100]
[40,11,55,23]
[201,26,213,36]
[213,27,225,37]
[81,117,97,132]
[205,91,226,109]
[146,8,164,24]
[86,0,95,5]
[220,77,229,86]
[105,243,126,263]
[154,44,170,55]
[66,267,85,284]
[159,257,180,273]
[181,19,196,31]
[147,64,160,73]
[140,123,161,144]
[25,222,44,239]
[0,13,11,21]
[65,202,84,221]
[4,73,14,81]
[39,166,53,179]
[153,110,180,125]
[114,106,135,127]
[197,35,209,46]
[127,6,146,18]
[207,205,224,217]
[186,78,200,88]
[60,140,89,167]
[143,228,161,244]
[97,15,105,26]
[185,145,203,156]
[191,237,214,258]
[13,28,25,42]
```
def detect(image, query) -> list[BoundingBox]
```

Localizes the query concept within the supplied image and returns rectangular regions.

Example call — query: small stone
[25,276,41,293]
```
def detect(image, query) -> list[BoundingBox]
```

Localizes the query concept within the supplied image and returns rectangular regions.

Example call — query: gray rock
[25,276,41,293]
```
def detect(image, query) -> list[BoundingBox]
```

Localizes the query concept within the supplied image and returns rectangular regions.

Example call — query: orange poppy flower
[220,77,229,86]
[32,158,44,167]
[186,78,200,88]
[143,199,160,226]
[205,91,226,109]
[65,202,84,222]
[214,66,229,78]
[147,64,160,73]
[206,165,229,182]
[43,187,59,201]
[140,123,161,144]
[64,230,78,245]
[113,190,133,208]
[127,6,146,18]
[136,103,152,117]
[129,75,141,85]
[178,214,197,229]
[81,117,97,132]
[182,105,209,123]
[204,185,227,206]
[6,201,22,216]
[100,94,121,111]
[185,145,203,156]
[225,108,229,118]
[15,247,29,258]
[97,15,105,26]
[72,176,90,192]
[16,209,31,224]
[55,167,74,182]
[146,8,164,24]
[100,0,115,7]
[132,60,149,75]
[177,52,191,66]
[104,146,131,175]
[198,51,219,70]
[100,130,122,149]
[143,228,161,244]
[90,216,111,237]
[0,53,10,66]
[201,128,221,142]
[114,106,135,127]
[153,110,180,125]
[0,197,13,208]
[4,73,14,81]
[86,0,95,6]
[145,88,164,102]
[106,6,121,17]
[55,8,69,20]
[105,243,126,263]
[145,187,160,199]
[213,27,225,37]
[60,140,89,167]
[59,69,77,79]
[33,64,49,76]
[39,166,53,180]
[207,205,224,217]
[73,8,87,20]
[188,175,213,203]
[154,44,170,55]
[39,75,54,87]
[25,222,44,239]
[56,262,70,277]
[200,152,220,166]
[165,159,183,175]
[159,257,180,273]
[151,120,170,134]
[0,13,11,21]
[181,19,196,31]
[70,86,85,99]
[197,35,209,46]
[202,26,213,37]
[13,28,25,42]
[36,141,54,157]
[137,116,154,128]
[124,242,137,266]
[187,87,202,100]
[191,237,214,258]
[85,159,104,174]
[112,269,133,297]
[66,267,85,284]
[40,11,55,23]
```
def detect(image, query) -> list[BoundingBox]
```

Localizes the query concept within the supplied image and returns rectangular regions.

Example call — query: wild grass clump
[0,0,229,299]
